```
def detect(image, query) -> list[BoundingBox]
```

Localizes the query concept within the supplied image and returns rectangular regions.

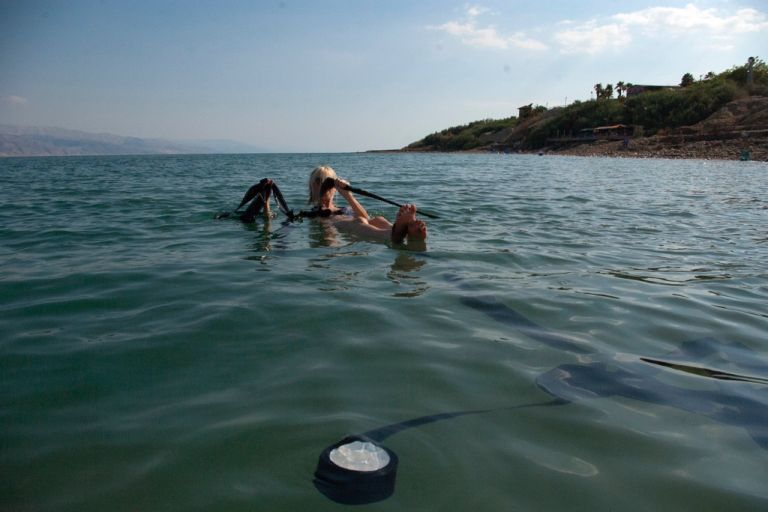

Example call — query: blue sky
[1,1,766,151]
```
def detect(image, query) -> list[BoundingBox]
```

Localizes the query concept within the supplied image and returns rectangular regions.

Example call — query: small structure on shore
[548,124,639,145]
[518,104,533,120]
[592,124,635,139]
[626,84,680,97]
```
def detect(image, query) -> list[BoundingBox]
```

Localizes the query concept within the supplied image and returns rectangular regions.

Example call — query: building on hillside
[547,124,639,145]
[592,124,636,139]
[626,84,680,97]
[574,125,636,139]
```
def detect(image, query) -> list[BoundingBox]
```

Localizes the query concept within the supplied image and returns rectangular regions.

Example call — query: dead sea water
[1,153,767,510]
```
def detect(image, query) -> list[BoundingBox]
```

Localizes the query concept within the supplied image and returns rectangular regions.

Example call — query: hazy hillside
[0,125,265,157]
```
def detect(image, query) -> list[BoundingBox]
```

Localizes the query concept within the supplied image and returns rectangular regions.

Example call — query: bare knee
[369,216,391,229]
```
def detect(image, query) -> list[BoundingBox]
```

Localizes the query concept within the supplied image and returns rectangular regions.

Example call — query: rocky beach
[547,96,768,161]
[547,134,766,161]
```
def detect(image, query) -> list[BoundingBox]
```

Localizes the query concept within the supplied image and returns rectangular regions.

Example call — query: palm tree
[616,81,626,99]
[594,83,614,100]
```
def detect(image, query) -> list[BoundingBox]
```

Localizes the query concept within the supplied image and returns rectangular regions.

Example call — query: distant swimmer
[307,165,427,244]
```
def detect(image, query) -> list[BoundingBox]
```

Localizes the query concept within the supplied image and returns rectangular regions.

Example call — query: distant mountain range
[0,125,267,157]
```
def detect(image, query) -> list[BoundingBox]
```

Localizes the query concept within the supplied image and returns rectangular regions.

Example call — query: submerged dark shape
[361,400,564,443]
[362,409,489,443]
[537,349,768,450]
[461,296,593,354]
[314,296,767,505]
[640,356,768,385]
[461,293,768,450]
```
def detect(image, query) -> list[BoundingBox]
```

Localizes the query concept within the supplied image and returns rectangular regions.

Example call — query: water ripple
[2,154,767,510]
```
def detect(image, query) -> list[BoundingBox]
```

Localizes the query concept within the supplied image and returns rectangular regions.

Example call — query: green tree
[616,81,626,99]
[721,56,767,88]
[594,83,614,100]
[680,73,695,87]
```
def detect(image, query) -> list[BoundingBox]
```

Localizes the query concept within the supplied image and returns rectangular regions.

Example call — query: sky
[1,0,766,152]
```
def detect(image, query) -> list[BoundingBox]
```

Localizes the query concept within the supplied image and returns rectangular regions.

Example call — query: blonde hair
[307,165,338,205]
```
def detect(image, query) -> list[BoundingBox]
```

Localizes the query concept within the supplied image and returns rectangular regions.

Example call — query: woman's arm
[335,179,370,220]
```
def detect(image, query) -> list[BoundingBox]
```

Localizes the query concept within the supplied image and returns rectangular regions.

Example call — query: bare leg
[369,216,392,230]
[331,204,427,243]
[262,185,272,218]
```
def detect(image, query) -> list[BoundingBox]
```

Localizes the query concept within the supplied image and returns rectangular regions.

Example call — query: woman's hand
[334,178,350,191]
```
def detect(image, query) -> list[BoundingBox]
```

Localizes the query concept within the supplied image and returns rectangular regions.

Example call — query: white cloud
[554,3,768,55]
[435,20,508,49]
[508,32,549,51]
[555,22,631,55]
[430,5,547,51]
[465,5,490,19]
[614,5,768,34]
[4,95,28,106]
[431,3,767,56]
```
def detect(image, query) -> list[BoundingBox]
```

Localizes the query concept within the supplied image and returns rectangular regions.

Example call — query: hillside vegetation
[404,58,767,152]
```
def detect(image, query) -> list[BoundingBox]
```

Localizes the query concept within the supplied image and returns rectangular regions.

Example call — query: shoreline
[541,135,767,161]
[369,135,767,162]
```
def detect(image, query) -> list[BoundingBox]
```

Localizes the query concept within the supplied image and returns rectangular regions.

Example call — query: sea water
[1,153,766,511]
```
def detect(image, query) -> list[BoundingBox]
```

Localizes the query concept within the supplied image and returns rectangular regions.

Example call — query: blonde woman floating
[307,165,427,244]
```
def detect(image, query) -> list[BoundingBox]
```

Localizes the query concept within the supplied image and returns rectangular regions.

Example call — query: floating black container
[313,435,398,505]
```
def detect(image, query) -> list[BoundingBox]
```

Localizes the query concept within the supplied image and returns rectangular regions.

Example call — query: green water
[1,153,767,510]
